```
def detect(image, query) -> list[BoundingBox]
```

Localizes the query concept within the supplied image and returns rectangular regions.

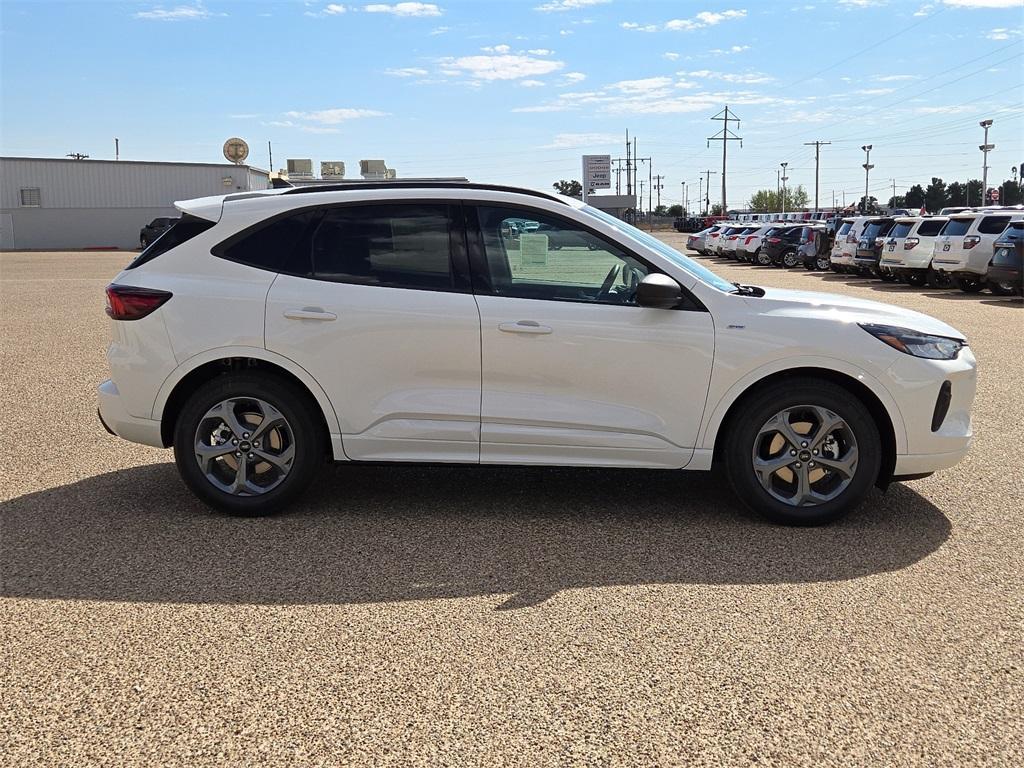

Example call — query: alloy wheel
[751,405,858,507]
[193,397,295,496]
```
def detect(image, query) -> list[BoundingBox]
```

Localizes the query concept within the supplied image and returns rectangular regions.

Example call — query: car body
[735,224,775,263]
[797,224,831,270]
[831,216,870,273]
[879,216,948,286]
[98,182,976,526]
[762,225,804,267]
[987,223,1023,296]
[139,217,179,248]
[931,211,1024,292]
[710,224,741,256]
[702,225,726,255]
[721,226,757,259]
[687,226,714,253]
[853,217,897,276]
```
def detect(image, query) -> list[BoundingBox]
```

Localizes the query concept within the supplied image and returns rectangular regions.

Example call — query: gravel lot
[2,243,1022,767]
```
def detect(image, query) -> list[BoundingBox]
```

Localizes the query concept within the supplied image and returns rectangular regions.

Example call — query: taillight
[874,237,884,246]
[807,231,816,242]
[745,235,756,244]
[768,237,781,243]
[904,237,919,250]
[963,236,981,249]
[105,284,172,321]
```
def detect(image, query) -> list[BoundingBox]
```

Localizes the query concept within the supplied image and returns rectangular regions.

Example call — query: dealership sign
[582,155,612,192]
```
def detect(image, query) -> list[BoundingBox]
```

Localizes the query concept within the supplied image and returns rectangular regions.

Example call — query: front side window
[475,206,649,305]
[311,204,454,290]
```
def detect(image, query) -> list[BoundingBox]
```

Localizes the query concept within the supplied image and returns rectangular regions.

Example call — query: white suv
[879,216,948,287]
[830,216,870,273]
[98,183,976,525]
[932,210,1024,292]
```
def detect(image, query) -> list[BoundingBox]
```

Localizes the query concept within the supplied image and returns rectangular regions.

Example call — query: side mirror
[635,273,683,309]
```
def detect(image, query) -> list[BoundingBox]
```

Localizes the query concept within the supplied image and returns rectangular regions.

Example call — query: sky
[1,0,1022,210]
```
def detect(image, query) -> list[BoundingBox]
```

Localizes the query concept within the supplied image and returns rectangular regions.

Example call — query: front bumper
[97,379,164,448]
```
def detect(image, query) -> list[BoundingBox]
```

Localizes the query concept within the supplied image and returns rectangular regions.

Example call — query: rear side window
[998,223,1024,242]
[311,204,454,291]
[941,218,973,236]
[977,216,1012,235]
[836,222,852,236]
[890,222,914,239]
[127,214,215,270]
[917,220,945,237]
[215,210,319,274]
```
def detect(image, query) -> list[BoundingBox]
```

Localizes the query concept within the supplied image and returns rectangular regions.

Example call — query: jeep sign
[582,155,612,193]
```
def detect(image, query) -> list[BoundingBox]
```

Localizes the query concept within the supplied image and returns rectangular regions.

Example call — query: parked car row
[687,207,1024,297]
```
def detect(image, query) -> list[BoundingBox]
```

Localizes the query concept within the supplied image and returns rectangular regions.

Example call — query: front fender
[698,355,908,454]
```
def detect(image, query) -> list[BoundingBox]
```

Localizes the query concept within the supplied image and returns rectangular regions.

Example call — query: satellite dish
[223,137,249,164]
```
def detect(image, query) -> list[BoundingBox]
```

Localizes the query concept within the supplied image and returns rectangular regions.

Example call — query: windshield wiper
[731,282,766,297]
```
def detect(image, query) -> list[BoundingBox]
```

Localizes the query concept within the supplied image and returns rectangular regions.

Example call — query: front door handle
[499,320,552,335]
[284,308,337,321]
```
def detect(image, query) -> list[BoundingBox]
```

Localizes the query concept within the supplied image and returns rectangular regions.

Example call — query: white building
[0,156,270,250]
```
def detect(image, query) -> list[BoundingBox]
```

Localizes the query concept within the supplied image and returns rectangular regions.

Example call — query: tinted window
[311,204,453,290]
[476,206,650,305]
[977,216,1012,235]
[992,244,1021,267]
[998,223,1024,242]
[941,218,973,236]
[917,220,945,237]
[128,214,215,270]
[890,222,914,239]
[862,220,894,240]
[216,210,319,274]
[836,222,853,236]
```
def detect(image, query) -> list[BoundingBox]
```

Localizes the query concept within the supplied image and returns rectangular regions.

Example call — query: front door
[469,204,715,469]
[265,202,482,462]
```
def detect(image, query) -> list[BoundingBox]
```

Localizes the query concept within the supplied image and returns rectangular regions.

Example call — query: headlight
[859,323,965,360]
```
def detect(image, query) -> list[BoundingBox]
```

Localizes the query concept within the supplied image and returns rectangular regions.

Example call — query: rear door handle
[284,308,337,321]
[498,320,552,335]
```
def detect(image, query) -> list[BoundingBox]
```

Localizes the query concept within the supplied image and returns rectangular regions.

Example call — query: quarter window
[216,210,319,274]
[475,206,650,305]
[916,220,944,237]
[311,204,454,291]
[977,216,1011,235]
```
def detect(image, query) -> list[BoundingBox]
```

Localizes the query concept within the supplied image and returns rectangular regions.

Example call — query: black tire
[905,271,928,287]
[173,373,326,516]
[955,276,984,293]
[723,379,882,526]
[756,249,772,266]
[816,255,831,271]
[878,270,897,282]
[782,249,799,268]
[988,280,1016,296]
[927,266,951,288]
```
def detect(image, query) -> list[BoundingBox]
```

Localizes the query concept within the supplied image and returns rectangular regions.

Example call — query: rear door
[467,203,715,469]
[264,201,482,462]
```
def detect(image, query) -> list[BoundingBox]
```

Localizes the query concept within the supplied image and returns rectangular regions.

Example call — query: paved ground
[2,245,1022,767]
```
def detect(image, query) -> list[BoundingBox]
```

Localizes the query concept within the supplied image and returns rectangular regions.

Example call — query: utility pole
[891,178,897,207]
[707,105,742,216]
[114,138,119,161]
[614,162,622,194]
[625,130,632,198]
[702,169,718,215]
[653,174,665,210]
[681,181,686,216]
[698,176,703,217]
[803,139,830,211]
[268,140,273,172]
[648,162,653,216]
[780,162,789,215]
[639,180,645,215]
[861,144,874,213]
[979,119,994,205]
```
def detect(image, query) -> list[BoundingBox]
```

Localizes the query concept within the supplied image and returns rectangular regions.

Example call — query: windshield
[582,205,735,292]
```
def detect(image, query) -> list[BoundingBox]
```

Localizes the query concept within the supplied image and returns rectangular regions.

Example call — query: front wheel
[782,249,800,268]
[723,379,882,525]
[173,374,326,516]
[816,255,831,271]
[955,276,984,293]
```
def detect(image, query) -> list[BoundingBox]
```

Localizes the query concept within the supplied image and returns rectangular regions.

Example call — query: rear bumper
[894,447,971,476]
[932,252,988,276]
[97,379,164,448]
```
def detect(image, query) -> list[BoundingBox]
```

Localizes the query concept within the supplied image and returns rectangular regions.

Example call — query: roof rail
[279,180,568,204]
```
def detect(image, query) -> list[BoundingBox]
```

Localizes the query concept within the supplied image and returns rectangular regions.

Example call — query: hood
[744,287,966,340]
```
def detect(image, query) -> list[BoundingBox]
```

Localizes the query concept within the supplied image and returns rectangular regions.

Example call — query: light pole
[861,145,874,213]
[979,119,994,206]
[780,162,789,215]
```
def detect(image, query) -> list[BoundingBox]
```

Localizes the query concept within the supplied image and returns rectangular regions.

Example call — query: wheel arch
[153,347,342,452]
[704,363,904,486]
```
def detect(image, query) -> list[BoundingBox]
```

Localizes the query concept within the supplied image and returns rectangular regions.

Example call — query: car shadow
[0,463,951,610]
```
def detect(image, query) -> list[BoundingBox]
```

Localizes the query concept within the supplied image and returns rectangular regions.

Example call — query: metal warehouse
[0,157,270,250]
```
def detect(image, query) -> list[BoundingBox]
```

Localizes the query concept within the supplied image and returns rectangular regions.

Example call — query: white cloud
[325,3,348,13]
[708,44,750,54]
[134,2,219,21]
[873,73,918,81]
[284,108,388,124]
[621,21,658,32]
[430,25,449,34]
[519,79,546,87]
[363,2,442,16]
[854,87,896,95]
[838,0,886,8]
[482,44,512,53]
[913,3,935,14]
[541,132,621,149]
[986,26,1023,39]
[561,71,587,84]
[682,69,773,84]
[527,48,553,55]
[608,76,674,93]
[535,0,609,11]
[916,105,974,114]
[385,66,430,76]
[665,9,747,30]
[438,53,565,81]
[559,29,574,35]
[229,113,258,119]
[663,52,681,60]
[943,0,1022,7]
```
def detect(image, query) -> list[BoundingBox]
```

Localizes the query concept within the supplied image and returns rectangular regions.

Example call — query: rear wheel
[782,249,799,268]
[878,270,897,282]
[816,255,831,271]
[955,276,984,293]
[723,379,882,525]
[988,279,1016,296]
[173,374,326,516]
[927,266,951,288]
[905,270,928,287]
[756,249,772,266]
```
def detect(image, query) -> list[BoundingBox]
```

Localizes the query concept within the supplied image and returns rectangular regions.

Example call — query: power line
[707,106,742,213]
[804,140,831,210]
